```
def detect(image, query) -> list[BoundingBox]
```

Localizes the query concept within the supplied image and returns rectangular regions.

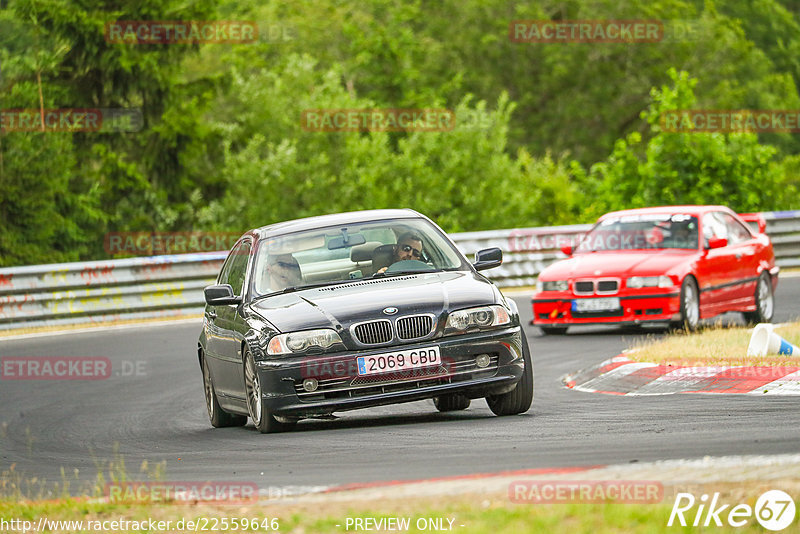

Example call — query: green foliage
[197,55,577,232]
[584,69,793,218]
[2,0,800,266]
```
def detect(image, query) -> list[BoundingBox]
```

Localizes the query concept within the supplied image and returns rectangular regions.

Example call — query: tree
[585,69,792,218]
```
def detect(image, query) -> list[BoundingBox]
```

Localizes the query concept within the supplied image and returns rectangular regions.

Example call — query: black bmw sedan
[198,209,532,433]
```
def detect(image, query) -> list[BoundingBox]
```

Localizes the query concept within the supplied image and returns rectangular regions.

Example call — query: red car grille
[574,281,594,294]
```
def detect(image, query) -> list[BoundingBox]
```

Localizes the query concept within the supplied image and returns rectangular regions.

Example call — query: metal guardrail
[1,211,799,330]
[0,253,225,330]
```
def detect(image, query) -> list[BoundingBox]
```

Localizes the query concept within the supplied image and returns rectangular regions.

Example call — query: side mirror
[707,237,728,249]
[738,213,767,234]
[204,284,241,306]
[560,245,573,256]
[473,247,503,271]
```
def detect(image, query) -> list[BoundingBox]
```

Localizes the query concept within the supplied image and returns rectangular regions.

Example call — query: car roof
[598,205,732,220]
[248,209,425,239]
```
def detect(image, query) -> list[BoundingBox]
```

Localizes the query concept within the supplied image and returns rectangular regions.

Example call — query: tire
[244,348,296,434]
[486,336,533,416]
[540,326,568,335]
[202,353,247,428]
[744,272,774,324]
[672,276,700,332]
[433,394,470,412]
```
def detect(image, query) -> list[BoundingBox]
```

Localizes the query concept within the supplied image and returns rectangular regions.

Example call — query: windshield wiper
[253,279,357,300]
[371,268,443,279]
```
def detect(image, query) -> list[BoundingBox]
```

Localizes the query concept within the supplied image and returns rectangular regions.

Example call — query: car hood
[540,250,695,279]
[249,271,499,332]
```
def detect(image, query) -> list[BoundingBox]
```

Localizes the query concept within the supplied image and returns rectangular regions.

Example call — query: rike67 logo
[668,490,796,531]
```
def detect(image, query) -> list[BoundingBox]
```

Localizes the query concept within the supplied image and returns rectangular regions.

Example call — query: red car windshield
[575,214,699,252]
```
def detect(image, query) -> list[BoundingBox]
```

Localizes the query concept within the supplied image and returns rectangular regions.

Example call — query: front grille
[396,315,434,340]
[294,354,500,401]
[350,364,447,385]
[352,320,392,345]
[597,280,618,293]
[574,281,594,294]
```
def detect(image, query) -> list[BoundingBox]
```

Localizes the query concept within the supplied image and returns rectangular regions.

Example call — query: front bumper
[253,327,525,417]
[532,291,681,327]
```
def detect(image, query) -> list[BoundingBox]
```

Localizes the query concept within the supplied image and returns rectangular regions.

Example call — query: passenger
[266,253,302,290]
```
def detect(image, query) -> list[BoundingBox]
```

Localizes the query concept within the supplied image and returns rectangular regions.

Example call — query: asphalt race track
[2,278,800,492]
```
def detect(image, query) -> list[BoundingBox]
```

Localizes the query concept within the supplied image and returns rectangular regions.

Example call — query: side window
[702,213,728,246]
[720,213,752,245]
[219,240,252,296]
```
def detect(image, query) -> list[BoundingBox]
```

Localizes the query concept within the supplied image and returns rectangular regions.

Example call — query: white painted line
[0,317,203,342]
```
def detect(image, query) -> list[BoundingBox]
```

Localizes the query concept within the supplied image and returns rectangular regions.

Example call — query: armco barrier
[0,211,797,330]
[0,253,225,330]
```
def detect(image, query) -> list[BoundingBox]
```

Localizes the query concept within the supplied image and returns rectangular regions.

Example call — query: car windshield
[575,214,699,252]
[251,218,467,296]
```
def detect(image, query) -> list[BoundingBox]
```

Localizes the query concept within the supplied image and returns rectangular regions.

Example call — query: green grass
[626,321,800,367]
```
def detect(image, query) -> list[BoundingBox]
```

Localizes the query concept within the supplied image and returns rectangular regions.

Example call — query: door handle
[735,252,742,260]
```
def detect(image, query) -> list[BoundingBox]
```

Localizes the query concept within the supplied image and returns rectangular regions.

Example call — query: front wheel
[672,276,700,332]
[744,272,774,324]
[244,349,296,434]
[203,353,246,428]
[486,336,533,416]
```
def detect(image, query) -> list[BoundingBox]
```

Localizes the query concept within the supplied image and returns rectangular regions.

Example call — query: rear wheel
[433,394,470,412]
[744,272,774,324]
[244,349,296,434]
[202,353,246,428]
[486,336,533,416]
[540,326,568,335]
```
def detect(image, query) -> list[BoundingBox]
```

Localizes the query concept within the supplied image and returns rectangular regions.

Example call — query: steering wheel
[385,259,435,273]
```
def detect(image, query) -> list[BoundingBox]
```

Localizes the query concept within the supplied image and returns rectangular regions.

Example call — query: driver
[377,232,424,274]
[671,222,697,248]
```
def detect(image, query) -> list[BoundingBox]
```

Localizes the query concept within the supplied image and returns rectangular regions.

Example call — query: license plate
[572,297,621,312]
[357,346,441,376]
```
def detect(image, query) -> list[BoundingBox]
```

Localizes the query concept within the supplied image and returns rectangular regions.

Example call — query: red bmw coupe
[532,206,778,334]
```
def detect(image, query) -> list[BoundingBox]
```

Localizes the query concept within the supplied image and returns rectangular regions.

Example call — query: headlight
[537,280,569,292]
[626,276,674,289]
[445,305,511,334]
[267,329,343,355]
